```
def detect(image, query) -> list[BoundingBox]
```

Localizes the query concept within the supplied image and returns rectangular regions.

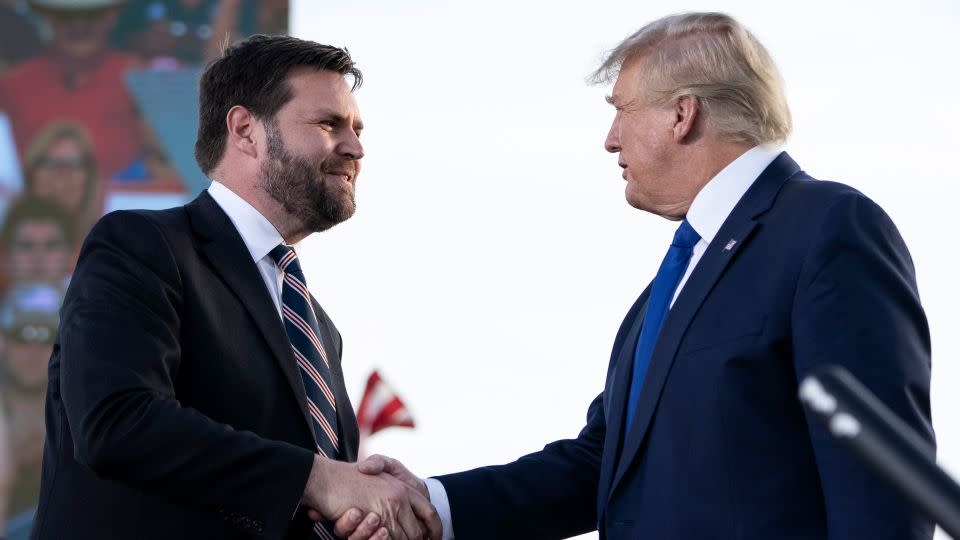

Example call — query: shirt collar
[207,181,285,264]
[686,145,782,245]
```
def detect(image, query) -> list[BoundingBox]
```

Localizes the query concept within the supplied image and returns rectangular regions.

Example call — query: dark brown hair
[194,34,362,174]
[1,197,77,253]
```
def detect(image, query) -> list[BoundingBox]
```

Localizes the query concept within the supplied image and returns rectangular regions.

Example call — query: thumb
[357,454,386,475]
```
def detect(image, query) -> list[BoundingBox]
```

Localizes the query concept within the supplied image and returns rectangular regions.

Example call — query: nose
[604,113,621,153]
[337,130,364,161]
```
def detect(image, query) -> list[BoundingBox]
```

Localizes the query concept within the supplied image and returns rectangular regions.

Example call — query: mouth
[325,170,355,185]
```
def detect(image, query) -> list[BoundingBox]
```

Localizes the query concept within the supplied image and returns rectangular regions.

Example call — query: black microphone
[799,364,960,538]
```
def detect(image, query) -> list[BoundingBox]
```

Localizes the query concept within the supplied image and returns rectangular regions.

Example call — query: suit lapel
[311,297,360,461]
[186,191,317,443]
[607,152,802,498]
[596,288,650,520]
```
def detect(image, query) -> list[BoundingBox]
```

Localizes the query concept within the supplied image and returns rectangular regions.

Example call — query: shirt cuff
[424,477,455,540]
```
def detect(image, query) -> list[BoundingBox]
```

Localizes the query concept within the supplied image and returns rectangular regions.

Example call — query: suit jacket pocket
[677,314,766,356]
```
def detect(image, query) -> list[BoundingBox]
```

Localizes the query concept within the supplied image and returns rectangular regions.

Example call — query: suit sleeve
[791,192,934,539]
[433,391,605,540]
[58,211,315,538]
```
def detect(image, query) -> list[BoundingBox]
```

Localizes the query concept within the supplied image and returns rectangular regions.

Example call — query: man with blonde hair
[339,12,934,540]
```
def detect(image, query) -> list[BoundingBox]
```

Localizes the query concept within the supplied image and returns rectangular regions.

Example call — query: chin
[624,187,649,212]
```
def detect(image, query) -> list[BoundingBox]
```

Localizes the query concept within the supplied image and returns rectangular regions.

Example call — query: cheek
[67,170,86,186]
[620,124,649,158]
[32,172,56,195]
[64,174,87,202]
[44,248,67,262]
[626,131,668,170]
[12,249,32,265]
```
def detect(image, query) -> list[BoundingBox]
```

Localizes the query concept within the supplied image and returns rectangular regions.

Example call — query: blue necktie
[624,220,701,430]
[268,245,341,540]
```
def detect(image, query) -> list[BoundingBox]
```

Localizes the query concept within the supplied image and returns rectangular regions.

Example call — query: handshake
[301,454,441,540]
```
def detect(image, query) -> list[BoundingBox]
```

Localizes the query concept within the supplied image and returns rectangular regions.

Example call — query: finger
[357,454,387,475]
[397,503,423,540]
[352,527,389,540]
[379,457,426,497]
[378,455,400,475]
[386,520,408,540]
[307,509,322,521]
[380,456,415,482]
[409,492,441,540]
[333,508,364,537]
[345,512,383,540]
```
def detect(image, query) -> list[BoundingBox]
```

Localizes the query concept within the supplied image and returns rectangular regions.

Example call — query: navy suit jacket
[436,153,934,540]
[31,192,359,539]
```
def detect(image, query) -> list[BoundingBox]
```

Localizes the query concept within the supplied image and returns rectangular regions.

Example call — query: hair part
[194,34,362,175]
[592,12,791,146]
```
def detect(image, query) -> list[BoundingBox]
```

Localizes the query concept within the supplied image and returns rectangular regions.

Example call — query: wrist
[303,454,336,512]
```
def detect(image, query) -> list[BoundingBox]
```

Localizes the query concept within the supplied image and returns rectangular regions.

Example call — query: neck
[211,168,311,244]
[638,139,752,221]
[52,49,106,87]
[695,141,753,186]
[667,140,754,219]
[258,197,311,244]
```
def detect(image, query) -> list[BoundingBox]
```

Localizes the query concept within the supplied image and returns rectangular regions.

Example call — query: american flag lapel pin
[723,239,737,252]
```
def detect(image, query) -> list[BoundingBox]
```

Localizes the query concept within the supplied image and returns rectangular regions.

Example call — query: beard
[258,120,357,232]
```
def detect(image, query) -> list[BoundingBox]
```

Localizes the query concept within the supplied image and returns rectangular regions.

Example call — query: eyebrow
[605,95,624,107]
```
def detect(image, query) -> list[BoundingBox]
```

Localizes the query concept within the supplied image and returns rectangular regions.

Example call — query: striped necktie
[269,245,342,540]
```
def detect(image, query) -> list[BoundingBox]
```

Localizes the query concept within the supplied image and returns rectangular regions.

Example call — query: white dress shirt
[424,145,782,540]
[671,144,781,307]
[207,181,288,318]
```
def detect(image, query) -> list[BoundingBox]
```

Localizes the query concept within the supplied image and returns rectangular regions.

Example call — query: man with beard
[30,35,440,540]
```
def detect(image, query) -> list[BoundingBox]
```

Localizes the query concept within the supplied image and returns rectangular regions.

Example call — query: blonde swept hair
[22,121,102,237]
[593,12,792,145]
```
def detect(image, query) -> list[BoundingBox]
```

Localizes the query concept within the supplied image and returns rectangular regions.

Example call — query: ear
[672,95,700,142]
[225,105,260,160]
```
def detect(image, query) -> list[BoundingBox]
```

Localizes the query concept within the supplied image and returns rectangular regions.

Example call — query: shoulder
[772,175,913,287]
[770,173,895,237]
[81,207,193,269]
[102,50,143,72]
[0,55,54,89]
[90,206,189,240]
[777,173,867,209]
[66,209,188,313]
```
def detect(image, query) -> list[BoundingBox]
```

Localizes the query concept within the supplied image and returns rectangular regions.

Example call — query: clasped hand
[302,455,438,540]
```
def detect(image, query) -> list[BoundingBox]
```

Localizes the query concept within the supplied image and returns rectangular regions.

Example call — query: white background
[291,1,960,538]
